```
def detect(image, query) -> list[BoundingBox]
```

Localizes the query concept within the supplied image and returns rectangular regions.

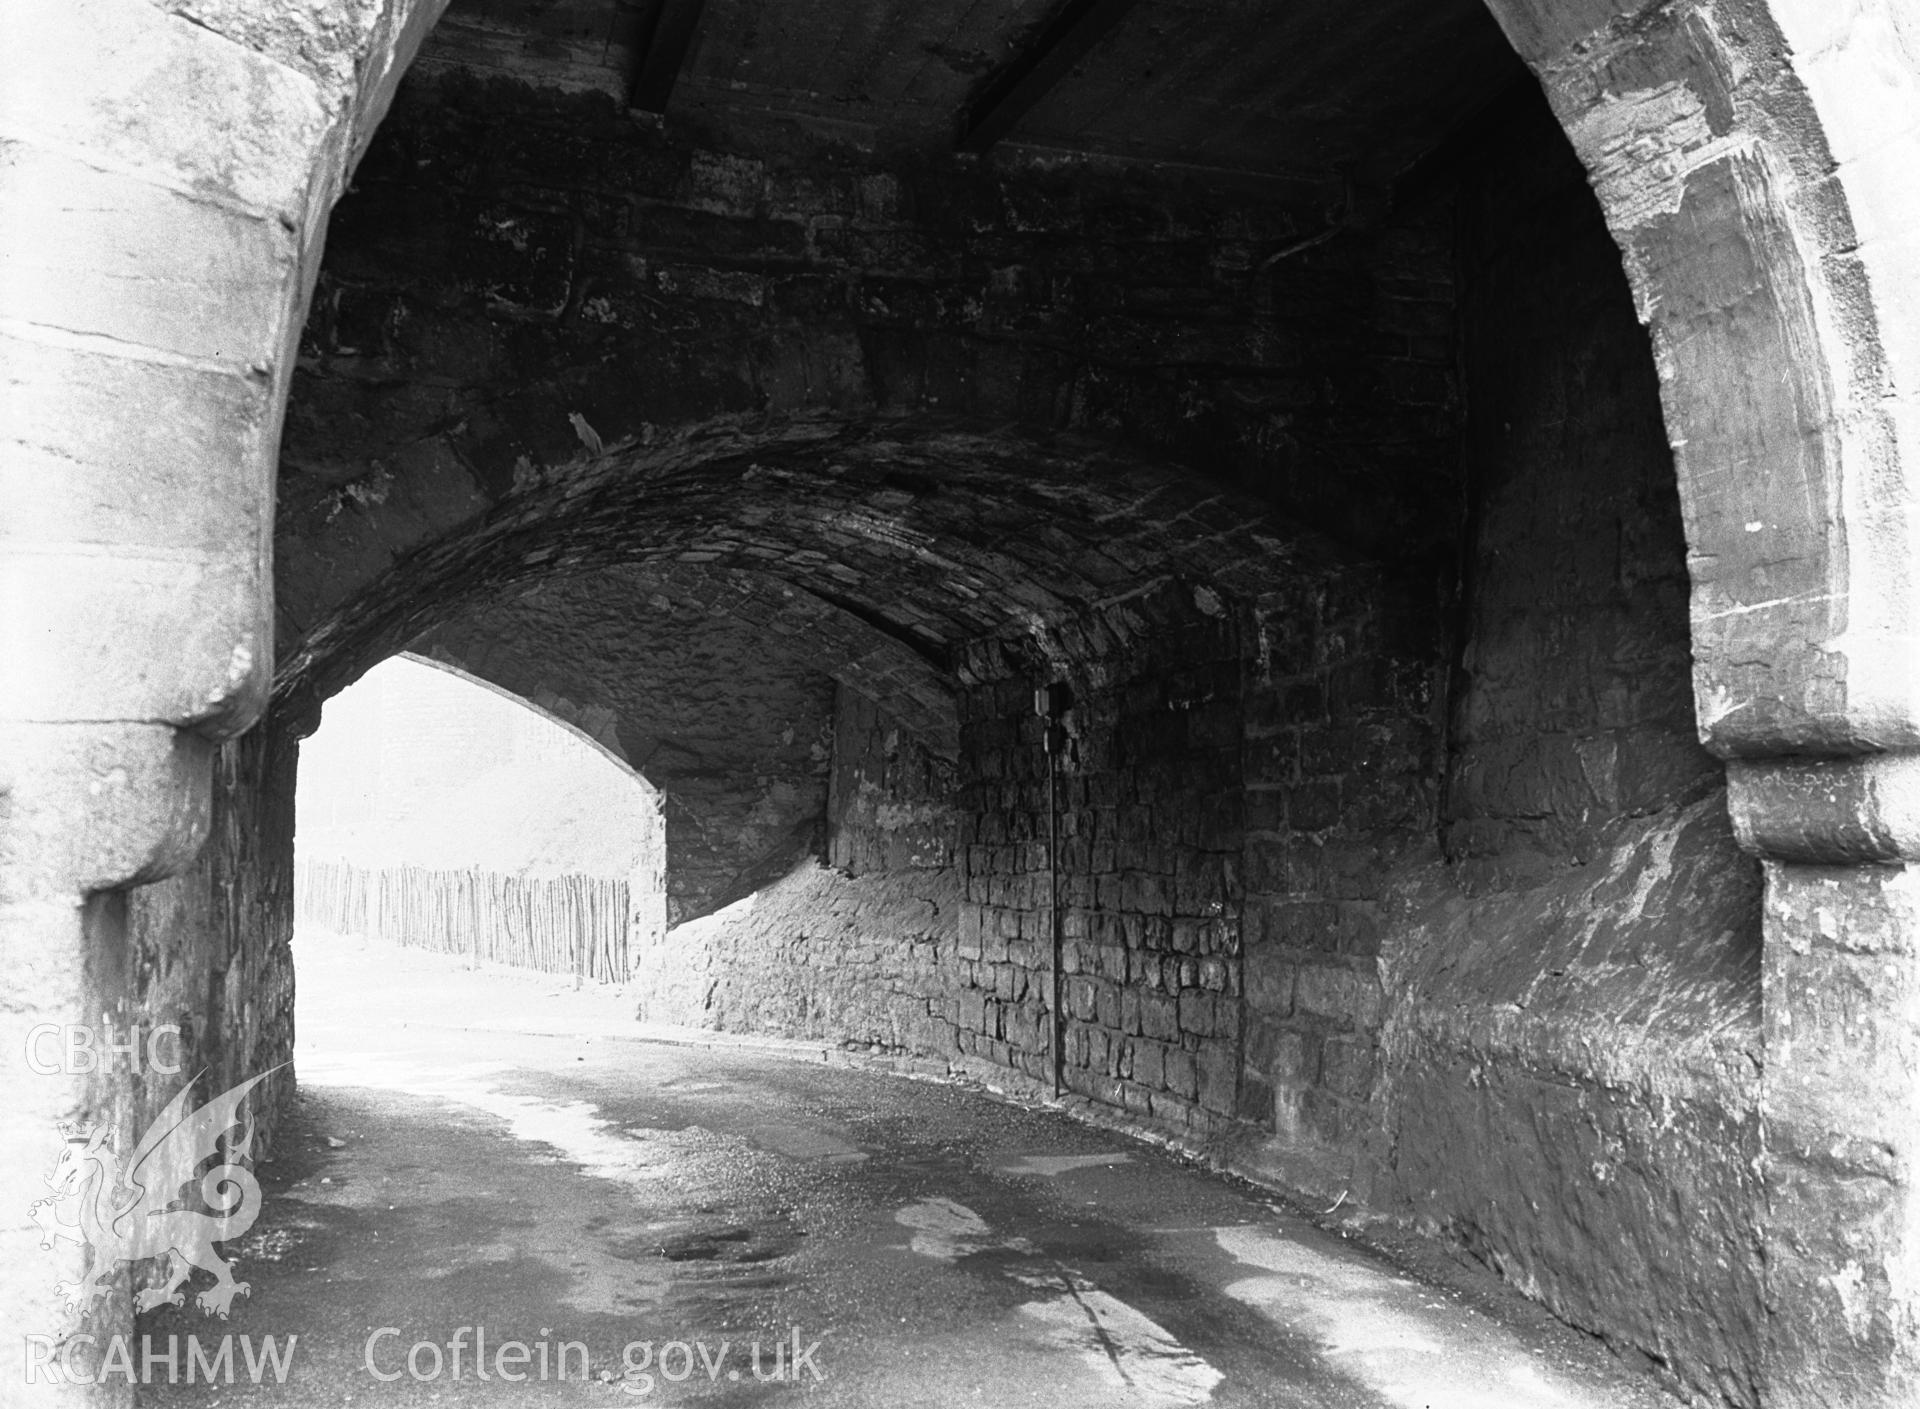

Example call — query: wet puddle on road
[1009,1266,1225,1406]
[999,1151,1135,1177]
[896,1196,1032,1261]
[888,1189,1638,1409]
[297,1051,816,1314]
[895,1195,1223,1407]
[1215,1223,1605,1409]
[292,1016,1653,1407]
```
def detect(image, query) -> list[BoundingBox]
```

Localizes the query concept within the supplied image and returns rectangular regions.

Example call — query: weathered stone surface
[0,0,329,218]
[1443,91,1715,880]
[1239,554,1442,1144]
[1497,0,1920,758]
[126,728,301,1138]
[14,3,1920,1409]
[0,0,453,1384]
[0,896,138,1398]
[1319,97,1766,1407]
[1729,754,1920,864]
[0,725,214,896]
[634,859,959,1054]
[829,687,958,875]
[1379,795,1762,1402]
[152,72,1766,1409]
[1761,862,1920,1408]
[274,67,1463,675]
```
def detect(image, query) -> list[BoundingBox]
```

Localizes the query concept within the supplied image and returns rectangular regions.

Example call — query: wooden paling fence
[298,859,631,984]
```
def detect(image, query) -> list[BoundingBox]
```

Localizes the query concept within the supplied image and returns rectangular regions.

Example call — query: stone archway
[273,411,1376,927]
[1477,4,1920,1401]
[408,569,925,923]
[1483,1,1920,756]
[293,648,670,956]
[5,2,1919,1403]
[1,0,451,1386]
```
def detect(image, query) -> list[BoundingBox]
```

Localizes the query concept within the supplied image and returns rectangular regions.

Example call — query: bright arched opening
[294,654,666,977]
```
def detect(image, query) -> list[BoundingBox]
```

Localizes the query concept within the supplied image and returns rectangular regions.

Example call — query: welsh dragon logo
[29,1067,284,1321]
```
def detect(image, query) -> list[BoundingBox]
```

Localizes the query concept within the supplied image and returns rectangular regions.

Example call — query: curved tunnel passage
[416,568,865,922]
[14,0,1917,1403]
[278,415,1389,923]
[172,29,1764,1406]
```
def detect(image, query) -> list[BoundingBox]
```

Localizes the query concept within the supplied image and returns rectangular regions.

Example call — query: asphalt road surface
[132,934,1677,1408]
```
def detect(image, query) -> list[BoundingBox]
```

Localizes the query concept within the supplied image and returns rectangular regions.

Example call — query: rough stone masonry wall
[827,686,957,877]
[955,586,1252,1120]
[275,67,1465,651]
[115,64,1761,1405]
[631,685,960,1051]
[124,726,301,1155]
[634,566,1445,1150]
[941,568,1441,1143]
[1239,570,1444,1158]
[1365,98,1765,1407]
[265,60,1468,1100]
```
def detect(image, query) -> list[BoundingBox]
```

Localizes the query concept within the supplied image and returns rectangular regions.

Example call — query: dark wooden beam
[957,0,1145,154]
[625,0,707,116]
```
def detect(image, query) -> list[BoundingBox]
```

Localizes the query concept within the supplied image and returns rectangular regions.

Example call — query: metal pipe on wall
[1037,680,1073,1098]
